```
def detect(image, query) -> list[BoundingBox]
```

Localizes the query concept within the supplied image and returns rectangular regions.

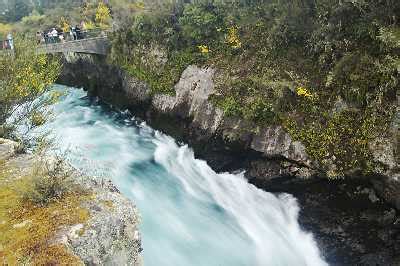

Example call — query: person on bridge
[47,30,53,43]
[6,33,13,50]
[36,31,43,44]
[75,26,82,40]
[50,28,58,43]
[40,32,45,44]
[2,40,9,50]
[44,32,49,44]
[70,27,75,40]
[59,33,65,43]
[71,26,78,40]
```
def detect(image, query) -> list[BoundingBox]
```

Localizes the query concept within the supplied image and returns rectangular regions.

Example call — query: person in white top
[6,33,13,50]
[51,28,58,43]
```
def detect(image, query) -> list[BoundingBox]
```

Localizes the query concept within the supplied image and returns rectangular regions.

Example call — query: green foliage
[108,0,399,176]
[178,3,222,45]
[20,10,46,27]
[330,54,380,106]
[217,96,242,117]
[217,95,276,124]
[243,97,276,124]
[378,26,400,49]
[213,77,279,124]
[0,37,61,131]
[0,23,13,39]
[284,107,394,177]
[1,0,33,22]
[122,48,201,95]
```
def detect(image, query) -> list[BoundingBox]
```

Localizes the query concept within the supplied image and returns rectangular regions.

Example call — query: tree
[178,2,222,44]
[59,17,71,33]
[2,0,33,22]
[95,2,111,29]
[0,37,61,135]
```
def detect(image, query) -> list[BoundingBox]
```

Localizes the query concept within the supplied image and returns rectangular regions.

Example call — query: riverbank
[58,53,400,265]
[0,138,142,265]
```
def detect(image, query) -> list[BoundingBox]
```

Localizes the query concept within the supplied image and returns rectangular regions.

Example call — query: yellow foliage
[296,87,313,97]
[30,111,46,127]
[226,26,242,49]
[59,17,70,33]
[83,20,96,30]
[0,23,12,39]
[197,44,209,54]
[95,2,112,29]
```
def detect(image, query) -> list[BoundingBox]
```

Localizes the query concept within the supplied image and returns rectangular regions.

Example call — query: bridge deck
[37,36,110,55]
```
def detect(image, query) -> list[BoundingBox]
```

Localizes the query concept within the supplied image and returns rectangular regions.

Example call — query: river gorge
[26,86,327,266]
[52,52,400,265]
[1,1,399,264]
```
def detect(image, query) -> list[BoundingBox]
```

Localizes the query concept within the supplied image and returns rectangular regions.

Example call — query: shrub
[218,96,242,117]
[23,157,72,206]
[243,97,276,124]
[95,2,111,29]
[178,2,222,45]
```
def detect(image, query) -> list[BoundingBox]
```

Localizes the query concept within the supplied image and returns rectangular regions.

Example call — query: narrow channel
[30,86,327,266]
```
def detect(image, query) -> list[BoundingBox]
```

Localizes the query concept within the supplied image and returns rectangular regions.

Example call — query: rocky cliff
[59,53,400,265]
[59,53,399,209]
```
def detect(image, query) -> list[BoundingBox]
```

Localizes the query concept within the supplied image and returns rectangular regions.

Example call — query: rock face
[59,58,313,175]
[59,169,142,266]
[59,54,400,265]
[0,138,142,265]
[58,54,400,208]
[369,99,400,210]
[251,175,400,266]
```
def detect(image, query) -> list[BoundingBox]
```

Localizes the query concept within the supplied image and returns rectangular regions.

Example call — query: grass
[0,157,91,265]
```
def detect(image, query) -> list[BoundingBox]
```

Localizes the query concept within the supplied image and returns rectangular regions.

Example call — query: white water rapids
[24,86,328,266]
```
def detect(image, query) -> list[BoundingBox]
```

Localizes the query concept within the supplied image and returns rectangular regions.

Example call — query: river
[27,86,328,266]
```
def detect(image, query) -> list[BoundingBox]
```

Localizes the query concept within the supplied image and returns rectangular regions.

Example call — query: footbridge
[37,29,110,55]
[1,29,110,56]
[37,36,110,55]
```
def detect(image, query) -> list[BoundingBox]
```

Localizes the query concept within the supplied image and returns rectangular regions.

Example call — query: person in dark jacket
[75,25,82,39]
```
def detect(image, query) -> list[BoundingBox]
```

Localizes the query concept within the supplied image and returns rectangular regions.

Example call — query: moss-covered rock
[0,139,142,265]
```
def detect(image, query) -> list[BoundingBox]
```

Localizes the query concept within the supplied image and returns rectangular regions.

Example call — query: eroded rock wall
[59,53,400,211]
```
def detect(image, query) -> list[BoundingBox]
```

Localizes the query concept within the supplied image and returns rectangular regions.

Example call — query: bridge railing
[40,28,109,45]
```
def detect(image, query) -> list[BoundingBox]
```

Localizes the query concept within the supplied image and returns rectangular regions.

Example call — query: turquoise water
[29,86,327,266]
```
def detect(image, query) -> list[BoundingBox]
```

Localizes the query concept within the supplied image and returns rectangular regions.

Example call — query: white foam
[21,86,328,266]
